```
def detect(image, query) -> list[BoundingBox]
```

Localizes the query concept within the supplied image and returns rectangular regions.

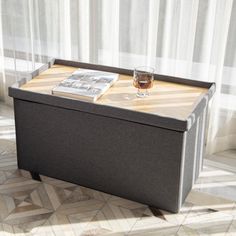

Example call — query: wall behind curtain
[0,0,236,155]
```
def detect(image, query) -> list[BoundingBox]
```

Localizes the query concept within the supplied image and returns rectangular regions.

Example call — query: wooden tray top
[20,64,208,121]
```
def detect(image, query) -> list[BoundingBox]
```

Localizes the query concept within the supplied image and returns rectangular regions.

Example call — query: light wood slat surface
[20,64,208,120]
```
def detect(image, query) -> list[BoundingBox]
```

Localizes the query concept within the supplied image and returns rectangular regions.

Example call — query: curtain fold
[0,0,5,101]
[0,0,235,154]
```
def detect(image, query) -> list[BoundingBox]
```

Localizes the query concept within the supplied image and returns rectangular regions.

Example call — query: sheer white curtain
[0,0,235,154]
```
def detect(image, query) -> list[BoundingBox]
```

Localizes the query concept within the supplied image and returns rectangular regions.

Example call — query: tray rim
[8,58,215,132]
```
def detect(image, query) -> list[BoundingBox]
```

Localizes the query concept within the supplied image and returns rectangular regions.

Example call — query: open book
[52,69,119,102]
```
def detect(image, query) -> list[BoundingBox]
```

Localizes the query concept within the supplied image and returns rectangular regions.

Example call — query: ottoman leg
[30,171,41,181]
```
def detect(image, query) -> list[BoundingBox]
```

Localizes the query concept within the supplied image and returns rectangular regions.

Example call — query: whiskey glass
[133,66,154,98]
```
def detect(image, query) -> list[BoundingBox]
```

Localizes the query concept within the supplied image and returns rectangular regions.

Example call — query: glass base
[136,89,149,98]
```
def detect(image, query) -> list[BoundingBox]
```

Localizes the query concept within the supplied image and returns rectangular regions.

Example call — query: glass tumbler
[133,66,154,98]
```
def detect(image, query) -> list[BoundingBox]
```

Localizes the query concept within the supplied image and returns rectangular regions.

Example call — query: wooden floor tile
[25,183,72,210]
[4,201,53,232]
[0,176,40,201]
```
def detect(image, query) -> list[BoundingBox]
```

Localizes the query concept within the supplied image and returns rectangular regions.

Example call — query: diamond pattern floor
[1,102,236,235]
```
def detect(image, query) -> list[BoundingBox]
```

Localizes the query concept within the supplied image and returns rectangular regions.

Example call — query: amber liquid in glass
[133,74,153,89]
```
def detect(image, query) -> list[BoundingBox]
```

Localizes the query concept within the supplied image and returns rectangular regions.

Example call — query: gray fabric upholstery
[15,99,184,212]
